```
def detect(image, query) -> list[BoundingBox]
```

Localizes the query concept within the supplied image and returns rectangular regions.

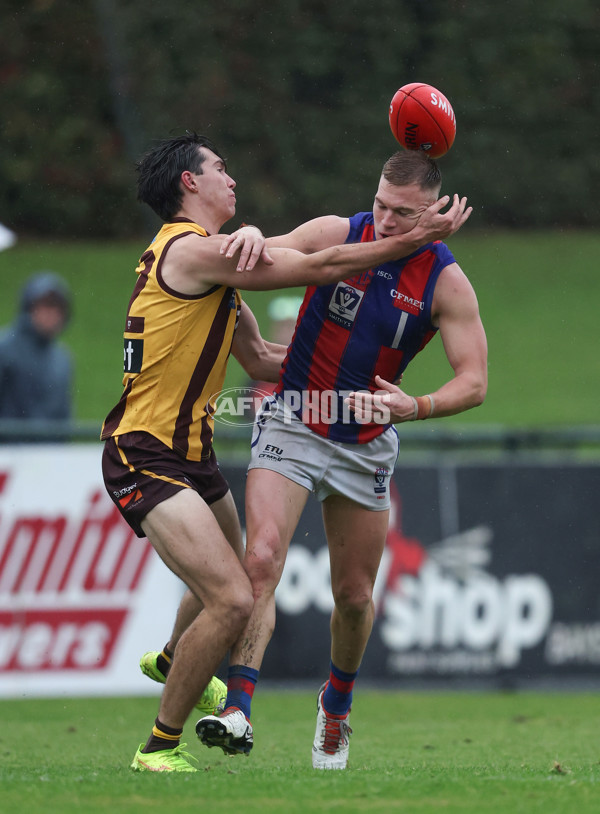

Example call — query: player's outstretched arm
[220,225,275,272]
[219,216,350,271]
[304,194,472,287]
[221,194,471,272]
[230,194,471,290]
[165,194,471,294]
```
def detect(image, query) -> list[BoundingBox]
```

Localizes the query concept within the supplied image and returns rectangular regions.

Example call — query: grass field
[1,233,598,810]
[0,230,598,428]
[2,690,599,813]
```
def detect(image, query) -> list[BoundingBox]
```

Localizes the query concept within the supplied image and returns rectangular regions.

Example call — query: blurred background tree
[1,0,599,239]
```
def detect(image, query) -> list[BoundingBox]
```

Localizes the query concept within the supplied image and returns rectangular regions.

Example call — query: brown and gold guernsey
[101,219,241,461]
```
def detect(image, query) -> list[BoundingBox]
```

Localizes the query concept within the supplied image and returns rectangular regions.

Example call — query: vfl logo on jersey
[124,338,143,373]
[328,283,364,329]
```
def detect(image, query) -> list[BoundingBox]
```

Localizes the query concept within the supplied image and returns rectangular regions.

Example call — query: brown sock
[156,644,174,678]
[141,717,183,754]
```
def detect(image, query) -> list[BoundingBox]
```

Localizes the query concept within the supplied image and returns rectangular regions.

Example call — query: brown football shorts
[102,430,229,537]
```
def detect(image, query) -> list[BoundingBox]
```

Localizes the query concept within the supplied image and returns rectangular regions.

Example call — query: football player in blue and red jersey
[195,149,487,769]
[128,134,472,772]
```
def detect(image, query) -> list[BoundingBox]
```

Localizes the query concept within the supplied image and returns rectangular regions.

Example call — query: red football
[389,83,456,159]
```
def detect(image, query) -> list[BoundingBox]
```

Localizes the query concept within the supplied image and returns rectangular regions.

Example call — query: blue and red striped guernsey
[274,211,456,443]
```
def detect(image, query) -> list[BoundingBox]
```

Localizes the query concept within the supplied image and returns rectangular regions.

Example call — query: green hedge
[1,0,599,237]
[1,231,598,428]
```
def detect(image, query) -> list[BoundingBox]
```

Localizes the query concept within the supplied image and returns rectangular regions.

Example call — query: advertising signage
[0,446,598,696]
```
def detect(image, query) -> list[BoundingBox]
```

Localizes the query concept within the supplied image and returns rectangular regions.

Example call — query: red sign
[0,609,127,671]
[0,470,153,673]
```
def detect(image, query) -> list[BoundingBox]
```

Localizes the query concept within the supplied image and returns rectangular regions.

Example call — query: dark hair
[382,150,442,191]
[136,131,226,221]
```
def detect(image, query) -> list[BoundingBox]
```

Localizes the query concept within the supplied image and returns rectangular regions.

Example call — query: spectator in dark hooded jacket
[0,272,73,432]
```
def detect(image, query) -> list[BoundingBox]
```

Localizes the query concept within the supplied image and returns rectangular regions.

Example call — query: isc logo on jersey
[328,283,364,328]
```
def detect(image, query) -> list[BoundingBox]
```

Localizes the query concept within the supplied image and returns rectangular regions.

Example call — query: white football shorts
[248,396,399,511]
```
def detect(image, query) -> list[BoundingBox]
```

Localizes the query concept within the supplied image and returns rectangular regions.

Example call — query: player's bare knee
[333,585,374,619]
[227,594,254,637]
[207,588,253,644]
[198,568,253,630]
[225,580,254,625]
[244,532,286,591]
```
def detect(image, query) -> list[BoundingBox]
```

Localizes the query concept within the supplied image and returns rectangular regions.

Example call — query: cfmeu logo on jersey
[0,469,153,673]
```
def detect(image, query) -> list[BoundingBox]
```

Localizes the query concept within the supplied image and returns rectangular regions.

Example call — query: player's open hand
[220,225,275,272]
[345,375,416,424]
[415,194,472,242]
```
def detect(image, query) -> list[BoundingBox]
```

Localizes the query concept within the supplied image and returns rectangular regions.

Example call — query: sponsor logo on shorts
[374,467,389,497]
[112,483,143,509]
[118,489,143,509]
[258,444,284,462]
[113,483,137,498]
